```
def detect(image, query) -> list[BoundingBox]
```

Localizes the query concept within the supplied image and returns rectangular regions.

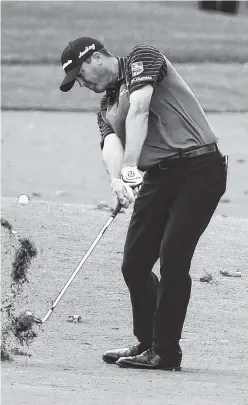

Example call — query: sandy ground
[1,111,248,404]
[1,111,248,219]
[1,199,248,405]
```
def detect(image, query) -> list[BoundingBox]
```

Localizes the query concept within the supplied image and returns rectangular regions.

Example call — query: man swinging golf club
[60,37,227,370]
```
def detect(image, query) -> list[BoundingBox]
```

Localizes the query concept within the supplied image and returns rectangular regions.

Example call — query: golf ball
[18,194,30,205]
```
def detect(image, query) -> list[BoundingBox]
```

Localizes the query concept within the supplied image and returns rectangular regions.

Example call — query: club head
[15,311,42,333]
[25,310,42,324]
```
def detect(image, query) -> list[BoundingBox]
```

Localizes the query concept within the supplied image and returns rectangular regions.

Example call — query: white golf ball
[18,194,30,205]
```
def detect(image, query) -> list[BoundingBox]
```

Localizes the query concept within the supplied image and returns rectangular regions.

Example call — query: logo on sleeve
[131,61,144,77]
[130,76,152,84]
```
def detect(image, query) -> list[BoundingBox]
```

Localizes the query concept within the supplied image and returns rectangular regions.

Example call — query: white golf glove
[111,178,135,209]
[121,166,143,188]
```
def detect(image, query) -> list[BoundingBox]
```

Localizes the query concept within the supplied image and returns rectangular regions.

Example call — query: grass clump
[1,217,39,361]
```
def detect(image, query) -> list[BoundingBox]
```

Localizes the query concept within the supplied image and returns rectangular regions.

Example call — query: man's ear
[85,53,101,64]
[85,56,92,64]
[91,52,102,63]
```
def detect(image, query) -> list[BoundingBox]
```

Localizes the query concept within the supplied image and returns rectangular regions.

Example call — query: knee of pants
[160,255,192,280]
[160,242,193,274]
[121,260,139,285]
[121,259,154,287]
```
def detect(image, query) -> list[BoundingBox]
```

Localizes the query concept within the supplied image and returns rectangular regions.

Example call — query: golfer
[60,37,227,370]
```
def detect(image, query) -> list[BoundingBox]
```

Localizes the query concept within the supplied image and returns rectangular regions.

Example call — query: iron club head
[15,310,42,333]
[13,311,42,346]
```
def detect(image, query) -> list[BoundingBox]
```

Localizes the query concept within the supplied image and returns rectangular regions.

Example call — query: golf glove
[111,179,135,208]
[121,166,143,188]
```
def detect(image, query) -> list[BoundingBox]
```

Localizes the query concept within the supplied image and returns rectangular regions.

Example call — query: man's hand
[121,166,143,187]
[111,179,135,209]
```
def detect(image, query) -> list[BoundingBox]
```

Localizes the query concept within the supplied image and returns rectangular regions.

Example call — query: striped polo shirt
[97,44,217,171]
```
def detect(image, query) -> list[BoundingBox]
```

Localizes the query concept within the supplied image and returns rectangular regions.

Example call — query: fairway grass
[2,63,248,112]
[1,197,248,405]
[2,2,247,113]
[2,1,248,63]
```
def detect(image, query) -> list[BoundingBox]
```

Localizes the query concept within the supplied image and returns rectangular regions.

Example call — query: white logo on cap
[62,59,72,70]
[79,44,96,58]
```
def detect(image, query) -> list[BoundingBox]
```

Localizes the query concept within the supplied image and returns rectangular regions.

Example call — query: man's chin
[83,84,106,93]
[93,88,106,94]
[85,87,105,94]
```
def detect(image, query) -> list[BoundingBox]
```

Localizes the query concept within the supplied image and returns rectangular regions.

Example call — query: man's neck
[107,57,119,86]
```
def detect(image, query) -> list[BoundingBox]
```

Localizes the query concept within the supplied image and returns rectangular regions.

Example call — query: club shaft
[41,203,122,324]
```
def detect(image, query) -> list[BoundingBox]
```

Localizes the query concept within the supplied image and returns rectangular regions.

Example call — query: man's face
[76,53,108,93]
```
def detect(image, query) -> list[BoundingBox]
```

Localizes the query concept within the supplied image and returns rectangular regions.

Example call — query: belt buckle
[182,147,199,158]
[191,149,202,157]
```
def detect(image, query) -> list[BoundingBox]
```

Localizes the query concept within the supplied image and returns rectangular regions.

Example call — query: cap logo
[62,59,73,70]
[79,44,95,59]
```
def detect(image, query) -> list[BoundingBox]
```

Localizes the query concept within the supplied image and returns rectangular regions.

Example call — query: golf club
[21,201,123,327]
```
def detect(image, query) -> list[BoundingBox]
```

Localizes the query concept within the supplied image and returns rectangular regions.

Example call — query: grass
[1,63,248,112]
[1,1,247,113]
[1,1,248,63]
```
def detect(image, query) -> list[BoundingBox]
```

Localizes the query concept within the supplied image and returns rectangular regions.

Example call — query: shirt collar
[117,57,127,82]
[105,57,127,101]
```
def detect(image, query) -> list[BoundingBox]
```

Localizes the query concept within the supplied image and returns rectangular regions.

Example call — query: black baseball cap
[60,37,104,92]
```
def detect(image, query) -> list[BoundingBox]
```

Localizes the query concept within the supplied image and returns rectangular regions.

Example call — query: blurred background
[1,1,248,111]
[1,1,248,216]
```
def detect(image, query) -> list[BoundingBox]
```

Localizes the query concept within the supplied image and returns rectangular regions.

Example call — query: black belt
[149,143,219,173]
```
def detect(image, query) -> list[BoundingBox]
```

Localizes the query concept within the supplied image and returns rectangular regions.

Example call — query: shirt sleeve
[97,95,114,150]
[126,45,168,94]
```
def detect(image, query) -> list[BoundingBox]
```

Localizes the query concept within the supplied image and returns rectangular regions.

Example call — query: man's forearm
[122,109,149,167]
[102,133,124,182]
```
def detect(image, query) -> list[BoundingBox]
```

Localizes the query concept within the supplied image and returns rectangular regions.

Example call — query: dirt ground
[1,111,248,404]
[1,198,248,405]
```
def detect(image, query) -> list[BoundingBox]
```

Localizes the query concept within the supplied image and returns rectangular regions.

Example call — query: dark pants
[121,150,227,363]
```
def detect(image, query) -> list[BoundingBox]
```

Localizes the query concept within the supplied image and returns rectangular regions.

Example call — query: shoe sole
[116,362,181,371]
